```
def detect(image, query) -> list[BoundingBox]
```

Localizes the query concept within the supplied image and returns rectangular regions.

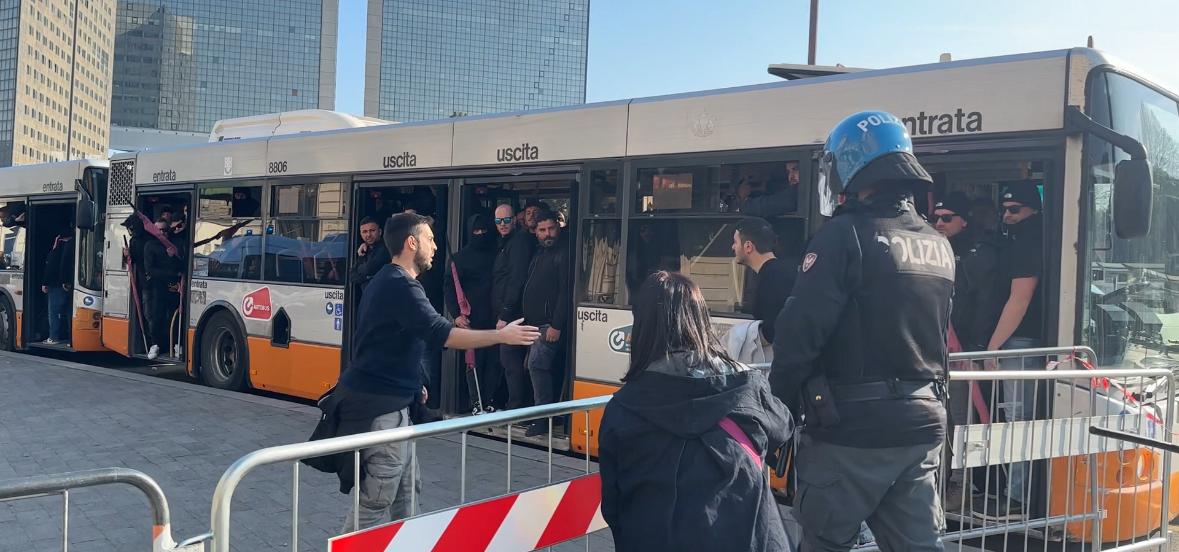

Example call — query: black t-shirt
[998,215,1044,340]
[753,257,795,344]
[339,264,453,398]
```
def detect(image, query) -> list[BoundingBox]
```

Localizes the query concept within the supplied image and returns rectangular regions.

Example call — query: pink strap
[718,417,762,468]
[948,323,991,424]
[449,263,476,369]
[137,211,178,257]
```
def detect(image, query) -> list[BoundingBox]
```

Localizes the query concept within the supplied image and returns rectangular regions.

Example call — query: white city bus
[3,47,1176,542]
[0,159,108,353]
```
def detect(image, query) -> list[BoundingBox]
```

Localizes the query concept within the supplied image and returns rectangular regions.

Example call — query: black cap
[1000,183,1042,210]
[933,192,972,219]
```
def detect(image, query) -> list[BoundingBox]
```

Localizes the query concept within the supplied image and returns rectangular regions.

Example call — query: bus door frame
[455,168,582,414]
[23,193,81,351]
[133,184,196,362]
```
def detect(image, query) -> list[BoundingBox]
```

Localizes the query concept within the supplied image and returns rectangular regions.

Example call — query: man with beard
[515,211,570,436]
[335,212,539,531]
[350,217,389,296]
[496,201,544,410]
[444,214,502,414]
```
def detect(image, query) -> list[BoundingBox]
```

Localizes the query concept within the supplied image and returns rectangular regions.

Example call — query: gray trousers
[341,408,421,533]
[794,435,944,552]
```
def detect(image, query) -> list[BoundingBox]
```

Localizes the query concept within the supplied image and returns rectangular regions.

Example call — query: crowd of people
[306,111,1045,551]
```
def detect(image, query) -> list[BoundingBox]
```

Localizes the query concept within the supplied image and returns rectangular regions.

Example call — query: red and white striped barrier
[329,473,606,552]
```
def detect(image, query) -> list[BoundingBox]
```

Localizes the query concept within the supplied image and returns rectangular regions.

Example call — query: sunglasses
[934,214,960,224]
[494,216,513,225]
[1003,205,1025,214]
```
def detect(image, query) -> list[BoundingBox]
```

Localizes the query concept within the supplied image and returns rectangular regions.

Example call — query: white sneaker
[173,344,182,358]
[147,345,159,360]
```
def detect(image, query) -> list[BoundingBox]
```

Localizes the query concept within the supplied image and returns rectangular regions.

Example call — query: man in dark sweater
[733,217,795,345]
[41,228,75,344]
[336,212,538,531]
[349,216,390,296]
[515,211,570,436]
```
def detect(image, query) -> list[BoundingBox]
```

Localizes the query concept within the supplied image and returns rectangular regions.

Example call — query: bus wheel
[0,299,14,351]
[200,312,248,391]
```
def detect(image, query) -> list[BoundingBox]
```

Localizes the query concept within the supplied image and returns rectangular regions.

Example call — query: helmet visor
[817,150,843,217]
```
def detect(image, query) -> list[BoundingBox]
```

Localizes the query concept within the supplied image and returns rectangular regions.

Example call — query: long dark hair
[624,271,738,382]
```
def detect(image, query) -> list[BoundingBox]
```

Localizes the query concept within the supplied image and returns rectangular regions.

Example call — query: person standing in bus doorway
[516,211,570,436]
[732,217,796,355]
[349,217,389,296]
[41,227,75,344]
[444,213,502,415]
[143,215,182,360]
[974,183,1044,522]
[771,111,953,552]
[335,212,538,532]
[496,201,544,410]
[599,271,794,552]
[933,193,1001,353]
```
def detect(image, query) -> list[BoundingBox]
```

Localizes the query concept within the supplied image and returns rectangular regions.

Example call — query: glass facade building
[365,0,588,122]
[0,0,116,167]
[111,0,337,135]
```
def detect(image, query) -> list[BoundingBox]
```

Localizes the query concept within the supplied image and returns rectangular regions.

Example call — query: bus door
[23,195,80,351]
[451,172,579,425]
[346,179,451,403]
[130,188,196,363]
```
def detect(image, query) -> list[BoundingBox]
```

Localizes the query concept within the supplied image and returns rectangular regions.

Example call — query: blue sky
[335,0,1179,116]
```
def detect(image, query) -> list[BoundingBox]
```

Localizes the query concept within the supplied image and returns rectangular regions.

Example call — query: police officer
[772,111,954,552]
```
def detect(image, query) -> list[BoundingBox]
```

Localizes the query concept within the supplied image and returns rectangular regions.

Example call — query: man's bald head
[494,204,515,237]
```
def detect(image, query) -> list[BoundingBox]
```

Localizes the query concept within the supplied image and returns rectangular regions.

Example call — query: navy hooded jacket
[599,352,794,552]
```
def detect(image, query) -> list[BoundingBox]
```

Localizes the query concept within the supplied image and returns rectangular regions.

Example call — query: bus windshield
[1082,71,1179,370]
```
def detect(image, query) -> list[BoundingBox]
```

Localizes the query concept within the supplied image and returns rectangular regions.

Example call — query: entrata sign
[242,287,273,320]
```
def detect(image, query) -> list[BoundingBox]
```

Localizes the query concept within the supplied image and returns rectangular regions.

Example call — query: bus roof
[117,48,1162,186]
[0,158,108,198]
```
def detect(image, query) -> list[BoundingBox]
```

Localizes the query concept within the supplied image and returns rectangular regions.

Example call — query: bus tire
[0,297,14,351]
[200,311,248,391]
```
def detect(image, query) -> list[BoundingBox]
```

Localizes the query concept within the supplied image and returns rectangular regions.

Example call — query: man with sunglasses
[933,193,1000,352]
[973,183,1044,522]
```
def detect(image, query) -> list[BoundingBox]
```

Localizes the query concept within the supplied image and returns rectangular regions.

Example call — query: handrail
[209,394,612,552]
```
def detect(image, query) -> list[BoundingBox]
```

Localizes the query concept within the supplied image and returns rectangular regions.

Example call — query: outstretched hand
[499,318,540,346]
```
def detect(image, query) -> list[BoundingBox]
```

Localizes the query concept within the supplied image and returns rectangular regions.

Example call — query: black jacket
[492,228,536,322]
[143,239,180,286]
[43,237,75,287]
[772,194,953,448]
[599,352,793,552]
[521,234,570,332]
[444,233,497,329]
[349,241,391,293]
[949,230,1001,351]
[303,385,412,494]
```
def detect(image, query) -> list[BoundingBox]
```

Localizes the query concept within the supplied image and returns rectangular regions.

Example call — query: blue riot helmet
[817,111,933,216]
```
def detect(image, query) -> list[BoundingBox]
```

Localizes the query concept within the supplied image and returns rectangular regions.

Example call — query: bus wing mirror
[75,198,97,230]
[1113,158,1153,238]
[1066,105,1153,239]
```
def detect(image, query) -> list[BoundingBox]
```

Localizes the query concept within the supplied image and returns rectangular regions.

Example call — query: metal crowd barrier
[933,346,1175,552]
[207,395,613,552]
[0,467,205,552]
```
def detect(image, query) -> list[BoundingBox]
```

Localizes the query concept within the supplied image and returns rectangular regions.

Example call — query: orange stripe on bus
[245,337,339,400]
[570,380,617,457]
[14,310,21,348]
[101,317,130,356]
[71,307,107,352]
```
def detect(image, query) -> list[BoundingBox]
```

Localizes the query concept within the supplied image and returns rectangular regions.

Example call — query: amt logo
[608,325,632,354]
[242,287,273,320]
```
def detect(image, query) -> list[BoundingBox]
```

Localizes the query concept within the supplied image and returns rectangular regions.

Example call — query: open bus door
[100,162,136,357]
[23,197,78,351]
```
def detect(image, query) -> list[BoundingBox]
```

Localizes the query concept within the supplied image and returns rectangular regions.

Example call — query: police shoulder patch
[802,252,818,272]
